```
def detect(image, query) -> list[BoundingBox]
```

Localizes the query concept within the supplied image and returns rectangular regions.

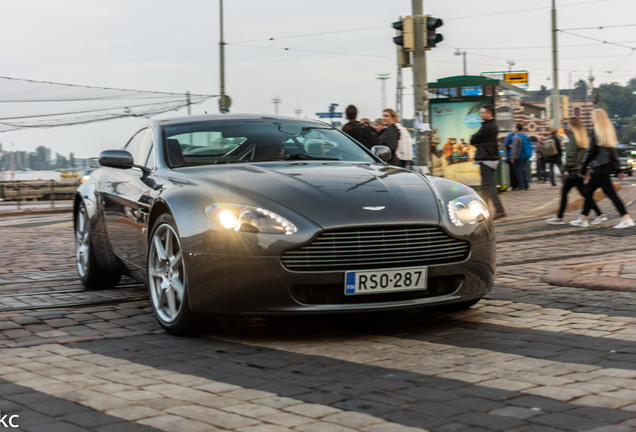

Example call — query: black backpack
[351,122,378,149]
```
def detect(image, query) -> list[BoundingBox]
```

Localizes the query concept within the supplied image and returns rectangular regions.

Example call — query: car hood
[176,162,441,228]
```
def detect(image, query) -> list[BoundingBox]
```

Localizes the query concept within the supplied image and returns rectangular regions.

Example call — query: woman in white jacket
[394,114,414,169]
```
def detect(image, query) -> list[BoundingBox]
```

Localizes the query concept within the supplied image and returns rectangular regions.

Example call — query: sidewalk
[495,177,636,292]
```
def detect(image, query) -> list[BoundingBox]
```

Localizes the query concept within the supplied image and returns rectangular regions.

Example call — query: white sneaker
[590,214,608,225]
[613,218,635,229]
[547,217,565,225]
[569,217,590,227]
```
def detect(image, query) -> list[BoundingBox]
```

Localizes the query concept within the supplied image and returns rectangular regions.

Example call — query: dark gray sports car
[74,114,495,334]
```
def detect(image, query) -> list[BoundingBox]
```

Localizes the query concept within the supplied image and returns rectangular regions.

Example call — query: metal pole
[376,73,390,110]
[462,51,467,75]
[551,0,560,129]
[412,0,429,173]
[219,0,227,112]
[186,91,191,115]
[50,179,55,209]
[396,67,403,119]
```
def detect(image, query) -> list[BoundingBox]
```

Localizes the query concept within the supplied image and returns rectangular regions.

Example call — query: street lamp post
[376,73,391,110]
[454,49,467,75]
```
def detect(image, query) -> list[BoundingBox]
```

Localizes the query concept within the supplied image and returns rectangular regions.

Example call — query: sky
[1,0,635,160]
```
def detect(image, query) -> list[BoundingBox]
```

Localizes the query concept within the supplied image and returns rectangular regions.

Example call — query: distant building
[493,85,597,139]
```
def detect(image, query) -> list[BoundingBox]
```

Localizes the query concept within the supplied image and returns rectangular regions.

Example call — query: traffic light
[425,15,443,49]
[392,16,414,67]
[392,16,414,51]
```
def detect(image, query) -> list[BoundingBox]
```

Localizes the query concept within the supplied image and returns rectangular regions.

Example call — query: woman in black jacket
[569,109,634,229]
[547,116,602,224]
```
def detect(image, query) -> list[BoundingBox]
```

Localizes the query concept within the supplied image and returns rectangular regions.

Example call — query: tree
[628,77,636,92]
[619,122,636,143]
[575,79,588,91]
[596,83,635,118]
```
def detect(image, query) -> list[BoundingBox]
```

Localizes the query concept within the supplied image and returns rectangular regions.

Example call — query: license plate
[345,267,427,295]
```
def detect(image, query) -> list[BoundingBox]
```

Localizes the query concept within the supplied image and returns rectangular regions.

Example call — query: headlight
[205,204,297,235]
[447,195,489,227]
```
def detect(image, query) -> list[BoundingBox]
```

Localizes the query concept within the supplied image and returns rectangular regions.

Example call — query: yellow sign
[504,72,528,84]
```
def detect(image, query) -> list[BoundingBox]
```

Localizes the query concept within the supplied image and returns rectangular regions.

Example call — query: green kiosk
[427,75,528,190]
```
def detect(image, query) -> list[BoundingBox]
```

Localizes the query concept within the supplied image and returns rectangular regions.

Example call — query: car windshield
[162,119,377,167]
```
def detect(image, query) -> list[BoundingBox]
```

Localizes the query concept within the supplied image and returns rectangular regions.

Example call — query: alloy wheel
[75,206,90,278]
[148,223,185,324]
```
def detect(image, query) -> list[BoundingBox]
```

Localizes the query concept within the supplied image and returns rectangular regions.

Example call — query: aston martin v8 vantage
[74,114,495,334]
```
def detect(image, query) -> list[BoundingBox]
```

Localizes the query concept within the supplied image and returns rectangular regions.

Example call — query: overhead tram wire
[228,43,390,59]
[0,75,214,100]
[0,76,216,131]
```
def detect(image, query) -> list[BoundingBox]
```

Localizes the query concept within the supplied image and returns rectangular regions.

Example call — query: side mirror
[371,145,392,162]
[99,150,134,169]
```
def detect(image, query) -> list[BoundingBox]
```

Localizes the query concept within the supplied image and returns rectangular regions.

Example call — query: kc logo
[0,411,19,428]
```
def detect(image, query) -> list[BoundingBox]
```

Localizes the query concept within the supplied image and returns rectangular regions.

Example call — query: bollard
[50,179,55,209]
[16,182,21,210]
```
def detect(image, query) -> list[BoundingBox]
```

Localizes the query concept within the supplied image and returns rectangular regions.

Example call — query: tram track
[0,280,148,313]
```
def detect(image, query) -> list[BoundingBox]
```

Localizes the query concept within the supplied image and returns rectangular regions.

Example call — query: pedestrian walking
[509,123,531,191]
[378,108,401,166]
[570,108,635,229]
[544,127,563,186]
[469,104,506,219]
[534,136,547,183]
[547,116,603,225]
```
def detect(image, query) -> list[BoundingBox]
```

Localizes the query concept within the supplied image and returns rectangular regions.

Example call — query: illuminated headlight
[205,204,297,235]
[447,195,489,227]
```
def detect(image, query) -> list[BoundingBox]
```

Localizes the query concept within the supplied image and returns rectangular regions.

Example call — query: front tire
[75,202,121,288]
[147,213,196,334]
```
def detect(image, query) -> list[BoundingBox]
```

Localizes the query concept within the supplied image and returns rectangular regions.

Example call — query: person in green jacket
[547,116,603,224]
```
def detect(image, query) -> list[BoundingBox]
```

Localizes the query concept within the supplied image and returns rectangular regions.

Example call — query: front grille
[281,226,470,272]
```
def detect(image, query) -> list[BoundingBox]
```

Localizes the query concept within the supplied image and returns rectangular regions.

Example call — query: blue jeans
[512,160,528,189]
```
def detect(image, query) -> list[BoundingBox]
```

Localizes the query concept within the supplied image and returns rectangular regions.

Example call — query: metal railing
[0,179,79,210]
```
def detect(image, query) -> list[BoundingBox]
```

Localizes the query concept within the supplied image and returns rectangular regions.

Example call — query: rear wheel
[147,214,196,334]
[75,202,121,288]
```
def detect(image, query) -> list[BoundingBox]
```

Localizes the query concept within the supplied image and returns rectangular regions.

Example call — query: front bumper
[183,239,495,315]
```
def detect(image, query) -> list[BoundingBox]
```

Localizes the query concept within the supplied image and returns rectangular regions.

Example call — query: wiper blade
[286,153,338,161]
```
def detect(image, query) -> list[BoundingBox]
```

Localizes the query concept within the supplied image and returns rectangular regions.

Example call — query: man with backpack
[510,123,533,191]
[504,131,519,189]
[342,104,378,150]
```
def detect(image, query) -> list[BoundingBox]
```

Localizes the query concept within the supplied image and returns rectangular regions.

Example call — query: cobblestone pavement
[0,177,634,431]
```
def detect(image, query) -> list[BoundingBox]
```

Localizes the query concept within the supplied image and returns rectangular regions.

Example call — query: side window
[125,128,154,168]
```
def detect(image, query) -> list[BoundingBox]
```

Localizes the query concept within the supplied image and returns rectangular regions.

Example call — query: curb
[0,208,72,217]
[540,270,636,292]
